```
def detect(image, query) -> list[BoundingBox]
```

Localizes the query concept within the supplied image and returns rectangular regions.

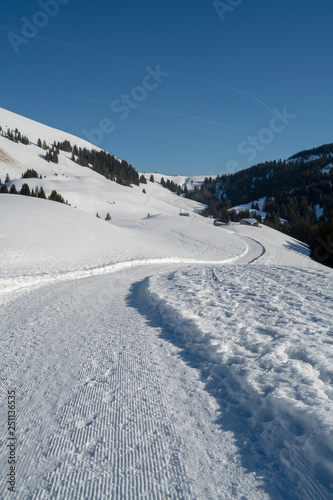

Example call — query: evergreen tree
[37,186,46,199]
[150,174,154,183]
[21,135,30,145]
[311,214,333,268]
[20,183,31,196]
[139,174,147,184]
[9,184,18,194]
[105,212,111,221]
[52,151,59,164]
[1,183,8,193]
[48,190,65,203]
[37,138,42,148]
[22,169,39,179]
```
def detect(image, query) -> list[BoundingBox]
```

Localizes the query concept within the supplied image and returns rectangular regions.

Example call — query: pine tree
[38,186,46,199]
[9,184,18,194]
[21,135,30,145]
[20,183,31,196]
[150,174,154,183]
[37,138,42,148]
[311,213,333,267]
[139,174,147,184]
[48,190,65,203]
[52,151,59,164]
[1,184,8,193]
[22,169,39,179]
[105,212,111,221]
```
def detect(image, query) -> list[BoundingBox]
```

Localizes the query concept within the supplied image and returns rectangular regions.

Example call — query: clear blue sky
[1,0,332,176]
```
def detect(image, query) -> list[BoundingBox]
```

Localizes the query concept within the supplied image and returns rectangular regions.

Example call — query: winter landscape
[0,106,333,499]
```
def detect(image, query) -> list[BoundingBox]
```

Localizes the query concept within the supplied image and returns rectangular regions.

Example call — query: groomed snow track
[1,234,332,499]
[1,271,196,499]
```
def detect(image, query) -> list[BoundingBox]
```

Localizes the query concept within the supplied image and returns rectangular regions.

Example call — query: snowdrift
[146,265,333,499]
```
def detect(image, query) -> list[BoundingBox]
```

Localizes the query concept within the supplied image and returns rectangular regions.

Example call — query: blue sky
[1,0,332,176]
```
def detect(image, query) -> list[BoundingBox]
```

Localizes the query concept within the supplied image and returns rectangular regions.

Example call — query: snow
[1,108,333,499]
[0,196,246,306]
[0,106,101,152]
[147,265,333,499]
[230,198,267,220]
[288,154,322,163]
[240,218,259,225]
[0,121,205,221]
[144,172,214,192]
[321,164,333,175]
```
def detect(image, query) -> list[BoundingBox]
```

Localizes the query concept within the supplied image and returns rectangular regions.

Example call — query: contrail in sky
[138,106,247,132]
[1,25,278,120]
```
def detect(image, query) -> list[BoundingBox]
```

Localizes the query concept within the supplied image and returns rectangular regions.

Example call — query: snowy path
[1,226,332,499]
[0,265,268,500]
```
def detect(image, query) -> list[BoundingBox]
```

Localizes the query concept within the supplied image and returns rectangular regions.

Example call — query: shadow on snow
[127,277,332,500]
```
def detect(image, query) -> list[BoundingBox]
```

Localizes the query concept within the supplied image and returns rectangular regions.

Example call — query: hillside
[0,108,333,499]
[0,107,205,221]
[182,143,333,267]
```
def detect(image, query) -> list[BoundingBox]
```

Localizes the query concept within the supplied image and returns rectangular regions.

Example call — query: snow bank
[146,265,333,499]
[0,196,247,305]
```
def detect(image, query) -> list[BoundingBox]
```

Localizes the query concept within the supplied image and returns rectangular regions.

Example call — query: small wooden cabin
[240,218,260,227]
[214,219,231,226]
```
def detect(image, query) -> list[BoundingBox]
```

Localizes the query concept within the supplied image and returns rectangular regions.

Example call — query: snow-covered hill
[0,108,332,499]
[0,107,100,152]
[0,107,206,220]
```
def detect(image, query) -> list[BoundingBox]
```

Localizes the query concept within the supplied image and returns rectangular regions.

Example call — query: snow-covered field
[1,108,333,499]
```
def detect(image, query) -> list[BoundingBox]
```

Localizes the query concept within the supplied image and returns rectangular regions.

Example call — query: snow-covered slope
[0,108,332,499]
[0,107,205,220]
[0,195,247,305]
[0,107,99,151]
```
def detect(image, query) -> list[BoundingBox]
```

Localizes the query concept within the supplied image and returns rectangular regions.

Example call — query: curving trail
[0,237,252,308]
[1,233,307,500]
[0,262,268,499]
[0,234,269,499]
